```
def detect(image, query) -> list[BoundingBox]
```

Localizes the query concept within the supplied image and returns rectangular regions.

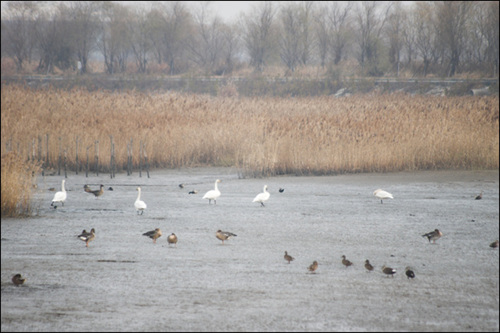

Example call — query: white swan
[135,187,147,214]
[373,189,393,204]
[203,179,221,204]
[253,185,270,207]
[51,179,67,207]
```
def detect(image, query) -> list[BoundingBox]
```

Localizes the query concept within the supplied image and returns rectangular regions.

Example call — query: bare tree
[354,1,391,75]
[279,3,301,72]
[327,1,353,65]
[436,1,473,77]
[2,1,40,72]
[128,7,153,73]
[242,1,277,72]
[413,2,436,76]
[386,2,405,76]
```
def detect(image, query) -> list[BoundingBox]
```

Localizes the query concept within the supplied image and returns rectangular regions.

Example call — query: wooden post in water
[139,140,143,177]
[127,138,133,176]
[45,134,49,175]
[94,140,99,176]
[86,145,90,177]
[58,137,62,175]
[63,149,68,178]
[32,138,36,162]
[75,136,79,175]
[109,136,115,179]
[143,142,150,178]
[37,136,42,162]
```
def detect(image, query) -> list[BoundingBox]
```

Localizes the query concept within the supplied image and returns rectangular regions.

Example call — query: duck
[178,184,185,189]
[341,255,353,267]
[188,190,198,194]
[51,179,67,208]
[216,229,236,244]
[78,228,95,247]
[12,273,26,286]
[143,228,162,244]
[422,229,443,243]
[279,188,285,193]
[308,261,318,273]
[108,187,114,191]
[475,191,483,200]
[489,240,499,248]
[83,184,92,193]
[284,251,295,264]
[86,184,104,197]
[135,187,147,214]
[364,259,374,272]
[167,233,178,247]
[382,265,396,277]
[252,185,270,207]
[405,267,415,279]
[203,179,221,205]
[373,189,393,204]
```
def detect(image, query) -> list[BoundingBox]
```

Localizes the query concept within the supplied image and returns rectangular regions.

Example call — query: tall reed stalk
[1,85,498,177]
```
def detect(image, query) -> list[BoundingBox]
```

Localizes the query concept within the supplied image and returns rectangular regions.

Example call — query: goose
[373,189,393,204]
[252,185,270,207]
[422,229,443,243]
[364,259,374,272]
[341,255,353,267]
[489,240,498,248]
[135,187,147,214]
[78,228,95,247]
[86,184,104,197]
[51,179,67,207]
[143,228,162,243]
[203,179,221,205]
[167,233,178,247]
[308,261,318,273]
[12,273,26,286]
[475,191,483,200]
[382,265,396,277]
[284,251,295,264]
[405,267,415,279]
[216,229,236,244]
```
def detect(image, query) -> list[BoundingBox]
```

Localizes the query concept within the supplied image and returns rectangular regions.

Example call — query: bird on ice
[203,179,221,205]
[422,229,443,243]
[216,230,237,244]
[308,261,318,273]
[252,185,270,207]
[341,255,353,268]
[12,273,26,286]
[143,228,162,244]
[364,259,374,272]
[167,233,178,247]
[405,267,415,279]
[284,251,295,264]
[135,187,147,215]
[51,179,67,208]
[373,189,393,204]
[78,228,96,247]
[382,265,396,277]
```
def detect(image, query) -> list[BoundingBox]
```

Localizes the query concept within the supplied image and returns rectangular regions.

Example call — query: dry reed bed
[1,85,499,177]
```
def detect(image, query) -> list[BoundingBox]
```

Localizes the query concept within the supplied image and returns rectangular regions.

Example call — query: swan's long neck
[263,186,267,193]
[137,189,141,201]
[214,181,219,191]
[62,180,66,192]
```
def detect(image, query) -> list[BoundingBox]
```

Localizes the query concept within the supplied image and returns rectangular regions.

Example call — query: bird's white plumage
[135,187,147,213]
[51,180,67,205]
[203,179,221,204]
[253,185,270,205]
[373,189,393,203]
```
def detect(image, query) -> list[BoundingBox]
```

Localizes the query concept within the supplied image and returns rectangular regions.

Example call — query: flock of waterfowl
[11,180,494,286]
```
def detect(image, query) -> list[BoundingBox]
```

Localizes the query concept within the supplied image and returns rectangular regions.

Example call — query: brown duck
[78,228,96,247]
[284,251,295,264]
[143,228,162,244]
[382,265,396,277]
[216,230,237,244]
[12,273,26,286]
[167,233,178,247]
[308,261,318,273]
[422,229,443,243]
[364,259,374,272]
[341,255,353,267]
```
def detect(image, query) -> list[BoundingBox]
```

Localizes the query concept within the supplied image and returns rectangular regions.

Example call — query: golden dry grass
[1,152,41,217]
[1,85,498,179]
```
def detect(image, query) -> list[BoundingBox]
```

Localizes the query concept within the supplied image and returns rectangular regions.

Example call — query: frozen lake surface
[2,168,499,331]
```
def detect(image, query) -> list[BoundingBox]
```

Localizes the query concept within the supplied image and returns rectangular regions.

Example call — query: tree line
[1,1,498,78]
